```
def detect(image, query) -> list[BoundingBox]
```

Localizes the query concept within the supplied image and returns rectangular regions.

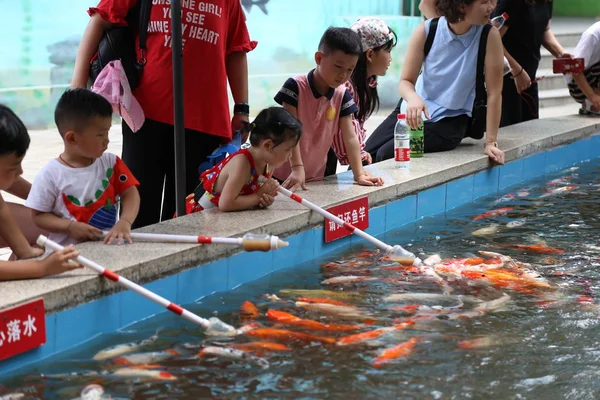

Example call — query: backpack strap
[423,18,439,57]
[474,24,492,107]
[138,0,152,53]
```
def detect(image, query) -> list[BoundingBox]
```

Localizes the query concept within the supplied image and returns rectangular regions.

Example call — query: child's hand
[15,246,44,260]
[40,246,81,276]
[258,177,280,197]
[68,221,103,241]
[104,219,133,245]
[355,171,384,187]
[364,152,373,165]
[258,193,276,209]
[283,166,307,192]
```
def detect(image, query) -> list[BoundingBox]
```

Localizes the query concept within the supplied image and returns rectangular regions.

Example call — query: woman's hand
[405,96,430,129]
[512,68,531,94]
[484,143,505,165]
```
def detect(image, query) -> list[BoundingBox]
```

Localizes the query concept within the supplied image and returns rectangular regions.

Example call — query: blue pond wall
[1,133,599,375]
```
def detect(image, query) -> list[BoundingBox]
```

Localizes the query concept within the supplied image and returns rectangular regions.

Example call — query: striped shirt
[331,81,369,165]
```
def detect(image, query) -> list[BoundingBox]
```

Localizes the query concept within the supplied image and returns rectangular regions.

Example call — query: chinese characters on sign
[324,197,369,243]
[0,299,46,361]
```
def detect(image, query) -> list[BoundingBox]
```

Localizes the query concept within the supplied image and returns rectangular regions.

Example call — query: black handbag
[89,0,152,90]
[424,18,492,140]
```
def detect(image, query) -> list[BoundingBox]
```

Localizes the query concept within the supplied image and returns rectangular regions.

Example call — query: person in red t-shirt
[71,0,257,228]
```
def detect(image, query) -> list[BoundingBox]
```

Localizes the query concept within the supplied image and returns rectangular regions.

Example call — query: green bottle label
[410,124,424,158]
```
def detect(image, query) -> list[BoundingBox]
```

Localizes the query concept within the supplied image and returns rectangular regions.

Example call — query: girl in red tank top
[185,107,303,214]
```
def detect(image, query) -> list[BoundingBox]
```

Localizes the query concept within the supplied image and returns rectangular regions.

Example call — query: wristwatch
[233,102,250,116]
[485,141,498,148]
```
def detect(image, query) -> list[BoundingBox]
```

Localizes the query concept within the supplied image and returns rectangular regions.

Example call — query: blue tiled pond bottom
[0,135,599,395]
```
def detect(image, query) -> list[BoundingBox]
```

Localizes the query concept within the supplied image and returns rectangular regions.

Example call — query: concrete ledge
[1,115,599,315]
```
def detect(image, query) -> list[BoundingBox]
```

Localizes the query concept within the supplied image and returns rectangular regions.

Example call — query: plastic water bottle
[409,123,424,158]
[490,12,509,29]
[394,114,410,170]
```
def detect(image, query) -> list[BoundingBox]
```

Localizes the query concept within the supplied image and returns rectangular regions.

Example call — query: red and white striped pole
[275,185,419,265]
[36,235,238,335]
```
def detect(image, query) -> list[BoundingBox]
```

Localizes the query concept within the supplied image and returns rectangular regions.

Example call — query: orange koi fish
[230,341,291,355]
[372,336,420,368]
[336,321,414,346]
[266,310,363,332]
[472,208,513,221]
[504,244,564,254]
[240,301,260,320]
[297,297,350,307]
[246,328,336,345]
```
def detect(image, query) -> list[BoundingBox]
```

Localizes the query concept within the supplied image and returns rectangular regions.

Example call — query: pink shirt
[274,74,346,182]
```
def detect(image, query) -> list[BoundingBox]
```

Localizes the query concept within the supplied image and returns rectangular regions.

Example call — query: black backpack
[89,0,152,90]
[424,18,492,139]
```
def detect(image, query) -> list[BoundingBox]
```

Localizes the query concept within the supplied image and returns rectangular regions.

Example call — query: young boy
[0,104,80,280]
[565,21,600,115]
[273,27,384,191]
[26,89,140,247]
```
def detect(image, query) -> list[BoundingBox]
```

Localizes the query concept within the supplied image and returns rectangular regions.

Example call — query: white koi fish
[516,189,530,197]
[493,193,515,205]
[538,185,578,198]
[0,394,25,400]
[472,224,500,236]
[383,293,481,304]
[321,276,378,285]
[198,346,269,369]
[506,218,527,228]
[294,301,370,321]
[111,368,176,380]
[473,293,511,311]
[423,254,442,266]
[113,349,179,366]
[93,329,161,361]
[79,384,105,400]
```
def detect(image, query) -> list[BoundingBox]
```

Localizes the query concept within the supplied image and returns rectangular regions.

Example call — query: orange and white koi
[246,328,336,345]
[266,310,363,332]
[493,193,515,205]
[198,346,269,369]
[113,349,179,366]
[337,321,415,346]
[538,185,578,198]
[229,341,291,354]
[383,293,481,304]
[504,244,564,255]
[547,176,572,186]
[321,276,378,285]
[297,297,350,307]
[516,189,530,197]
[79,384,105,400]
[372,337,420,368]
[473,208,513,221]
[240,301,261,320]
[294,301,371,321]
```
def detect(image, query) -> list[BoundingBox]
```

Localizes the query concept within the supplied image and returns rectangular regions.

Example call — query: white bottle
[490,12,509,29]
[394,113,410,170]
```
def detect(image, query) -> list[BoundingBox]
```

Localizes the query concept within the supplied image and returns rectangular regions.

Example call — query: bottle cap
[397,113,406,119]
[502,12,509,20]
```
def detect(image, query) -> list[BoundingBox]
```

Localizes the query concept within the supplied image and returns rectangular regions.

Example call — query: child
[564,21,600,115]
[273,27,384,191]
[327,17,397,175]
[0,104,80,280]
[184,107,301,213]
[26,89,140,246]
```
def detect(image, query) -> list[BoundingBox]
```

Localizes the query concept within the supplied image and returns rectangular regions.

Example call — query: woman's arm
[484,28,505,165]
[398,22,430,129]
[542,21,566,58]
[71,13,114,88]
[227,52,250,138]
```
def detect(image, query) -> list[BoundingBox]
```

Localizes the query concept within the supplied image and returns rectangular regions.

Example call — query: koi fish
[112,349,179,366]
[240,301,261,320]
[547,177,572,186]
[321,276,378,285]
[516,189,530,197]
[423,254,442,266]
[93,330,160,360]
[266,309,363,332]
[382,293,481,304]
[538,186,578,198]
[236,323,261,335]
[457,334,521,349]
[279,289,364,301]
[372,337,420,368]
[246,328,336,345]
[297,297,350,307]
[493,193,515,205]
[336,321,414,346]
[229,341,291,355]
[0,394,25,400]
[473,208,513,221]
[472,224,500,236]
[473,293,511,311]
[198,346,269,369]
[506,218,527,228]
[294,301,371,321]
[504,244,564,255]
[80,384,105,400]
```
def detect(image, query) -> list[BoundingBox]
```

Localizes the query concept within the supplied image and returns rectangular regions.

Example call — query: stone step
[536,69,567,91]
[539,88,573,108]
[553,32,584,48]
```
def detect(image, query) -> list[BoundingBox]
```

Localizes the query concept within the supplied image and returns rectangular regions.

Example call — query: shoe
[580,100,600,116]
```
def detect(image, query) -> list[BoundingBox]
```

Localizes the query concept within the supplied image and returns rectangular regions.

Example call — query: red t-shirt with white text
[89,0,257,139]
